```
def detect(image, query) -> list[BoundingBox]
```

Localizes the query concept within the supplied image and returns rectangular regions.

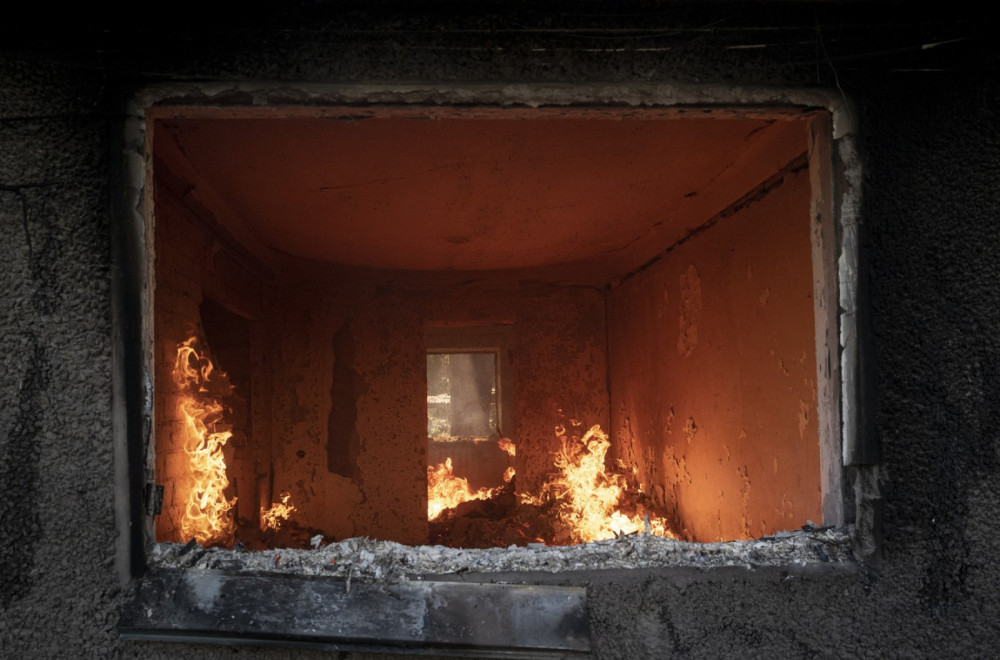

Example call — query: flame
[498,437,516,457]
[539,424,671,543]
[427,458,506,521]
[174,337,236,546]
[429,422,673,544]
[261,491,296,531]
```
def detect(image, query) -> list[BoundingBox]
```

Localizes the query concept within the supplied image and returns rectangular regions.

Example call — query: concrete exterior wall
[2,3,999,658]
[608,166,822,542]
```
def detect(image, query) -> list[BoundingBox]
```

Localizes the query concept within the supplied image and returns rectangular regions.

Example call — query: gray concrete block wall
[1,4,999,658]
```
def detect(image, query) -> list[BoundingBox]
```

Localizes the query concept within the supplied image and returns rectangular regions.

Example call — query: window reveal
[148,105,839,550]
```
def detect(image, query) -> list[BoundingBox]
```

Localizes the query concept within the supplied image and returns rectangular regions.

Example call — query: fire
[539,424,671,543]
[429,424,673,545]
[261,491,296,531]
[427,458,508,521]
[174,337,236,546]
[498,437,516,457]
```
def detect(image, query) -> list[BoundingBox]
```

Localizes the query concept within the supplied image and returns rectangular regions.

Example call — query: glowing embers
[173,337,237,546]
[429,423,674,548]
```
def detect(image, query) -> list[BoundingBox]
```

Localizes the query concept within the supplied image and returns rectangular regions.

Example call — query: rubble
[150,525,855,582]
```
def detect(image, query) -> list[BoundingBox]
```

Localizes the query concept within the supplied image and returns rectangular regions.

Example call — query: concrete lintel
[131,81,853,133]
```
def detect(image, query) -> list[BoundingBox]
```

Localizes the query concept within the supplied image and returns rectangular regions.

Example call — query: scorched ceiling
[152,108,811,277]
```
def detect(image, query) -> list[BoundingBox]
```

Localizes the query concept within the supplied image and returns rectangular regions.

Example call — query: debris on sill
[150,526,855,582]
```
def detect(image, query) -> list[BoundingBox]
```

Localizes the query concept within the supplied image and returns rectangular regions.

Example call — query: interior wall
[419,283,611,496]
[261,263,610,543]
[152,167,612,546]
[262,269,428,544]
[608,165,821,542]
[152,170,266,543]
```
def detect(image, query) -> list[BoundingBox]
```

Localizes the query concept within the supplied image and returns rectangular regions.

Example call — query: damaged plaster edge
[129,82,856,136]
[833,133,881,557]
[147,526,856,583]
[836,134,864,468]
[112,99,154,587]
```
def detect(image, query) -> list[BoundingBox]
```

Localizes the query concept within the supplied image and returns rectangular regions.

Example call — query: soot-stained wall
[2,3,999,659]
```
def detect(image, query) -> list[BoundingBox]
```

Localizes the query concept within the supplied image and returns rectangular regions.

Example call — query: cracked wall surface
[2,3,999,659]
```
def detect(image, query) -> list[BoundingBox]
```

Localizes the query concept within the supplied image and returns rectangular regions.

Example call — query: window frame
[425,324,516,441]
[111,81,869,655]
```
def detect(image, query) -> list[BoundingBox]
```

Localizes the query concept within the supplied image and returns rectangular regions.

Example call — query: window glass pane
[427,352,497,439]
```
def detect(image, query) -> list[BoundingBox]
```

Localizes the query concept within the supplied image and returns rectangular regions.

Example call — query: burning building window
[117,88,858,655]
[146,103,843,553]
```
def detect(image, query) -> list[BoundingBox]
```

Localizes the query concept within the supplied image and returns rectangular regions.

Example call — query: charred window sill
[119,529,856,656]
[119,570,590,658]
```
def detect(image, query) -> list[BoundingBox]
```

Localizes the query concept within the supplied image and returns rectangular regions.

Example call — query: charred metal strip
[118,570,590,658]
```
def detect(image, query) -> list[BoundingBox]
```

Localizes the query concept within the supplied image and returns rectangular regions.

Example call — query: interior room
[151,106,829,550]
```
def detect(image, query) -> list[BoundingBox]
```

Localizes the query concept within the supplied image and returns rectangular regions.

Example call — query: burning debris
[170,336,673,551]
[427,458,513,521]
[170,338,317,551]
[428,423,674,548]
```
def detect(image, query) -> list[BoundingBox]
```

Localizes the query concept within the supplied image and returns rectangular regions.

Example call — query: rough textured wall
[0,57,120,654]
[152,177,266,543]
[150,171,610,548]
[1,3,999,659]
[264,270,610,543]
[609,166,821,542]
[265,268,429,545]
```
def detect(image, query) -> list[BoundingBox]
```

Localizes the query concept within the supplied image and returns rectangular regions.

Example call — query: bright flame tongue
[428,425,673,545]
[174,337,236,546]
[427,458,504,521]
[543,424,668,543]
[261,491,296,531]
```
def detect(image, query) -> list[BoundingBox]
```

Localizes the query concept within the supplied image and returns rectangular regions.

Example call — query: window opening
[144,103,844,553]
[426,351,499,441]
[426,351,513,526]
[117,90,858,656]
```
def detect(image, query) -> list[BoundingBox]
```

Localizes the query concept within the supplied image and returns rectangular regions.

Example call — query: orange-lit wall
[152,172,266,543]
[262,266,610,543]
[153,174,611,545]
[608,167,822,542]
